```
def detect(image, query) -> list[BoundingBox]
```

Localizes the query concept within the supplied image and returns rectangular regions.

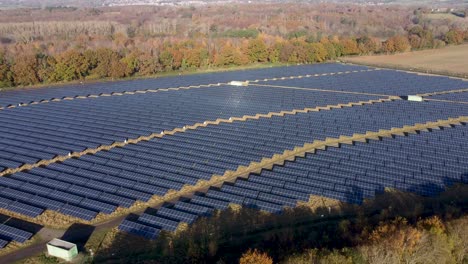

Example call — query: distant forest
[0,3,467,88]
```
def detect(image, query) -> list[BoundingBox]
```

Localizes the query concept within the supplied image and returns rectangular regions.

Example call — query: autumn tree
[239,249,273,264]
[357,36,380,54]
[360,217,422,263]
[215,42,247,66]
[340,38,360,55]
[317,38,335,60]
[11,54,39,86]
[308,42,328,62]
[0,52,12,87]
[279,41,308,64]
[268,42,281,63]
[246,38,268,63]
[159,50,174,70]
[382,35,410,53]
[84,49,99,70]
[109,58,132,78]
[121,50,141,75]
[136,52,161,76]
[417,216,445,235]
[444,29,465,45]
[408,26,434,49]
[52,49,90,81]
[184,47,209,68]
[90,48,130,79]
[392,35,411,53]
[36,54,56,83]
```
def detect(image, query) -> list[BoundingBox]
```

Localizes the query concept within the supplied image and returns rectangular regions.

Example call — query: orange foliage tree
[239,249,273,264]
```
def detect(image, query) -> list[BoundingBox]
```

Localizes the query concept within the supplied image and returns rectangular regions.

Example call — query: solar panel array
[119,124,468,239]
[0,63,368,107]
[0,86,384,172]
[430,92,468,102]
[0,99,466,221]
[263,69,467,95]
[0,63,466,243]
[0,223,33,248]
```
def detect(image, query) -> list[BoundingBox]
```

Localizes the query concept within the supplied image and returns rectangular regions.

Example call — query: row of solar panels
[1,65,465,112]
[431,92,468,102]
[119,124,468,240]
[0,223,33,249]
[1,69,465,175]
[0,63,368,107]
[0,86,383,171]
[0,100,466,220]
[263,70,467,96]
[1,97,466,174]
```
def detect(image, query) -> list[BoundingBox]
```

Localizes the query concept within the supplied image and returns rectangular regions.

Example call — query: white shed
[47,238,78,261]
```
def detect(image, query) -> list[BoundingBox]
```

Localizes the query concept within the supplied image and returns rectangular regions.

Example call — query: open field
[423,13,467,22]
[0,63,467,262]
[343,44,468,78]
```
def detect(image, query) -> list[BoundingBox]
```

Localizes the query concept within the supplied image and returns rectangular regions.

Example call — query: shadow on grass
[61,223,95,252]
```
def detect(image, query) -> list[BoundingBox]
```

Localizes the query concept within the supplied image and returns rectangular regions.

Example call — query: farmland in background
[344,44,468,78]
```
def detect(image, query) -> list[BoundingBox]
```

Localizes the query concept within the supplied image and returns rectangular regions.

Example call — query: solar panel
[6,201,44,217]
[206,189,244,204]
[138,213,180,231]
[0,224,33,243]
[190,195,230,210]
[28,195,64,211]
[99,193,134,208]
[118,219,160,240]
[79,198,116,214]
[173,201,213,216]
[156,207,198,224]
[59,204,98,221]
[0,238,8,249]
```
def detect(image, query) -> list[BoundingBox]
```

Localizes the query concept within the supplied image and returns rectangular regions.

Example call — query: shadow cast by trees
[94,181,468,264]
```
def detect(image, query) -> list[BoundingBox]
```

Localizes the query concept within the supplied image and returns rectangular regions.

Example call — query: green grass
[18,253,61,264]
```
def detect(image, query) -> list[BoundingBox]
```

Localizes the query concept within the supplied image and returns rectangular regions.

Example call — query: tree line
[0,27,466,88]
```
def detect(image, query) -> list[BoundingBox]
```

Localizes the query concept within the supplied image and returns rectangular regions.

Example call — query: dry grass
[344,44,468,79]
[297,195,341,212]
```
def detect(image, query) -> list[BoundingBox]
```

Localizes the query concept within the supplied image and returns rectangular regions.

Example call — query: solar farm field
[0,63,467,248]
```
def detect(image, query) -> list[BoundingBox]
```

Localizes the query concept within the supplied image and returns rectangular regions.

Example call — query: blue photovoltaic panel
[0,224,33,244]
[0,63,370,107]
[7,201,44,218]
[156,207,198,224]
[190,195,230,210]
[118,124,468,240]
[138,213,180,232]
[59,204,98,221]
[118,219,160,240]
[0,238,8,249]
